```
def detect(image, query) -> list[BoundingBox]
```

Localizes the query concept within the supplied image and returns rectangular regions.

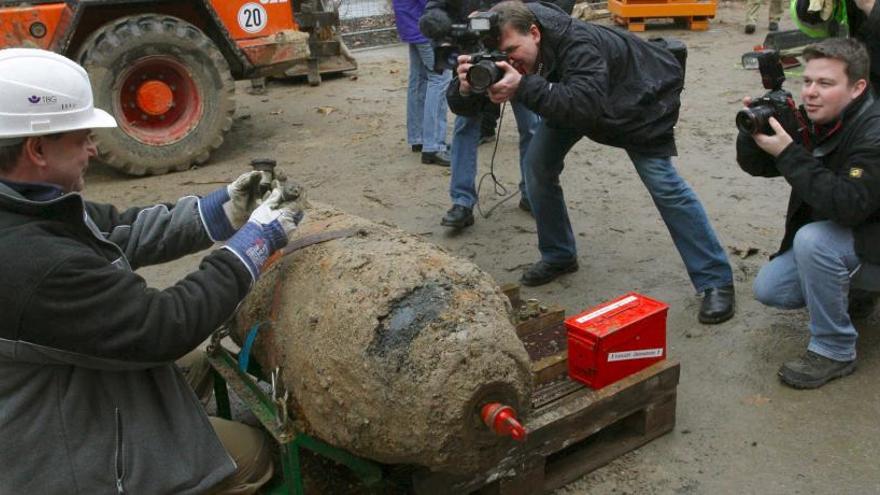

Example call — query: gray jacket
[0,182,253,494]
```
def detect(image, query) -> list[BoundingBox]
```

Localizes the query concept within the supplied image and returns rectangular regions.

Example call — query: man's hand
[248,188,303,240]
[456,55,474,95]
[487,61,522,104]
[225,171,263,229]
[752,117,794,157]
[224,187,304,280]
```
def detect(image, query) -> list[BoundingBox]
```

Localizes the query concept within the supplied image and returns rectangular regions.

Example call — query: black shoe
[520,260,579,287]
[422,150,451,166]
[768,21,779,31]
[744,24,756,34]
[778,351,856,389]
[518,197,532,213]
[849,289,877,320]
[698,285,735,324]
[479,133,496,145]
[411,144,422,153]
[441,205,474,229]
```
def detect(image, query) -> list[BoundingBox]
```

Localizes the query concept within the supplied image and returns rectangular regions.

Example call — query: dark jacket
[0,183,253,494]
[446,2,684,157]
[736,93,880,264]
[847,0,880,92]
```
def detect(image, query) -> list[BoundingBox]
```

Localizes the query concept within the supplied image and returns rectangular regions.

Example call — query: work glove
[223,188,304,280]
[199,171,263,241]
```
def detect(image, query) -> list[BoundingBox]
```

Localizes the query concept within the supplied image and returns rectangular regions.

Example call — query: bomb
[231,203,533,474]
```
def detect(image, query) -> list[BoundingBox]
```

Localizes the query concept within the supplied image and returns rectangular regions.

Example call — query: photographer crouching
[737,38,880,389]
[446,0,736,324]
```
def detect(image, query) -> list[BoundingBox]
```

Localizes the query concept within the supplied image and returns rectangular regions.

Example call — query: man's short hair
[490,0,537,35]
[0,141,24,173]
[803,38,870,86]
[0,134,64,173]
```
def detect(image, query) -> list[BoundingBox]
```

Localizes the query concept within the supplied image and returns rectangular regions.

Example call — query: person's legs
[406,44,427,148]
[449,114,481,209]
[753,249,806,309]
[745,0,763,25]
[511,101,540,203]
[768,0,784,23]
[208,417,274,495]
[414,43,450,153]
[773,221,861,388]
[627,151,733,293]
[524,123,581,265]
[791,221,861,361]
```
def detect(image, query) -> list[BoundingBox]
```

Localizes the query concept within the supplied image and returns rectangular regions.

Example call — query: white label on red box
[575,295,638,323]
[607,348,664,362]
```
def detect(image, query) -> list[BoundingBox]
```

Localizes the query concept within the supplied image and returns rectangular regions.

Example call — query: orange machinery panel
[0,4,70,50]
[609,0,716,18]
[209,0,300,40]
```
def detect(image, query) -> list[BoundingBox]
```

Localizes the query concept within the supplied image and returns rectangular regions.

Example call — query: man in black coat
[737,38,880,389]
[446,0,735,324]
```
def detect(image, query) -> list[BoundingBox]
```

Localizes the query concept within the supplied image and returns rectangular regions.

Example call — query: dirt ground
[83,1,879,492]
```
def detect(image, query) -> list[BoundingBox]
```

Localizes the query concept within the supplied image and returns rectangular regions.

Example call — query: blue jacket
[393,0,429,44]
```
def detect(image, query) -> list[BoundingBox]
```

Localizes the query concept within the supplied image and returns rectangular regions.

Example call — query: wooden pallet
[409,290,680,494]
[608,0,716,31]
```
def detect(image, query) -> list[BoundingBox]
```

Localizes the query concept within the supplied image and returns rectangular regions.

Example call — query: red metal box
[565,292,668,389]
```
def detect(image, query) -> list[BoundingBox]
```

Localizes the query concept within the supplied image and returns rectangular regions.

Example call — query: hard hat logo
[0,48,117,141]
[28,95,58,105]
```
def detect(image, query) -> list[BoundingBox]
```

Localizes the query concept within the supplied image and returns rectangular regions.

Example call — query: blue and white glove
[223,188,303,280]
[199,171,263,241]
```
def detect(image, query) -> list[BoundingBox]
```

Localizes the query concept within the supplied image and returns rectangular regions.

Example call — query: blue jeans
[523,123,733,292]
[753,221,874,361]
[449,101,539,208]
[407,43,450,153]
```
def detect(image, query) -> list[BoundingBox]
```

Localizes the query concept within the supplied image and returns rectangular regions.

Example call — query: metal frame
[206,331,386,494]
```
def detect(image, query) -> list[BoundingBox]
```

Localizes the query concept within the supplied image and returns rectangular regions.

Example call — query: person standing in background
[745,0,783,33]
[393,0,453,165]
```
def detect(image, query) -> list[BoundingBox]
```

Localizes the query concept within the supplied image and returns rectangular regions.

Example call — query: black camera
[432,12,501,73]
[466,50,507,93]
[736,51,802,137]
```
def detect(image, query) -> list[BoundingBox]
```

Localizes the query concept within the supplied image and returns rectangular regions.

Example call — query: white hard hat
[0,48,116,145]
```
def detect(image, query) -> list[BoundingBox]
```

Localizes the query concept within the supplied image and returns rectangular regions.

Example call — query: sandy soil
[83,1,879,492]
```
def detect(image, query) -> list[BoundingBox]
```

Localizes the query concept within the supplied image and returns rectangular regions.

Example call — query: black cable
[475,102,521,219]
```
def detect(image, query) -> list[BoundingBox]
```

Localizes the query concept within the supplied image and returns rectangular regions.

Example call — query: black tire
[76,15,235,176]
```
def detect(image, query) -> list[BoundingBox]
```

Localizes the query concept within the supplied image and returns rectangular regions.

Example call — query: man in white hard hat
[0,48,300,494]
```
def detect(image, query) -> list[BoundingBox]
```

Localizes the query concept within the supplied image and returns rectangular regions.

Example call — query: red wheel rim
[117,56,202,145]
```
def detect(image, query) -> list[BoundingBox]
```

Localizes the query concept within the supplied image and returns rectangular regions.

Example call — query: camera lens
[736,105,775,134]
[467,61,501,93]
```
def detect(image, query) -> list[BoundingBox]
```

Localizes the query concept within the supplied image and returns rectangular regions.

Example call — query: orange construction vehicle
[0,1,356,175]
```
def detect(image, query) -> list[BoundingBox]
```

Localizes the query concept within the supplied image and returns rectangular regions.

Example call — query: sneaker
[849,289,877,320]
[422,150,451,166]
[778,351,856,389]
[440,205,474,229]
[518,197,532,213]
[745,24,756,34]
[479,133,496,145]
[520,259,579,287]
[411,144,422,153]
[768,21,779,31]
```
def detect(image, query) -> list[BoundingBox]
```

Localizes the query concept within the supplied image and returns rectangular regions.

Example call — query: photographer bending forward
[447,0,735,324]
[737,38,880,389]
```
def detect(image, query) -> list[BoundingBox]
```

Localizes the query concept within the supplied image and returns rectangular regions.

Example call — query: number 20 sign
[238,3,268,33]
